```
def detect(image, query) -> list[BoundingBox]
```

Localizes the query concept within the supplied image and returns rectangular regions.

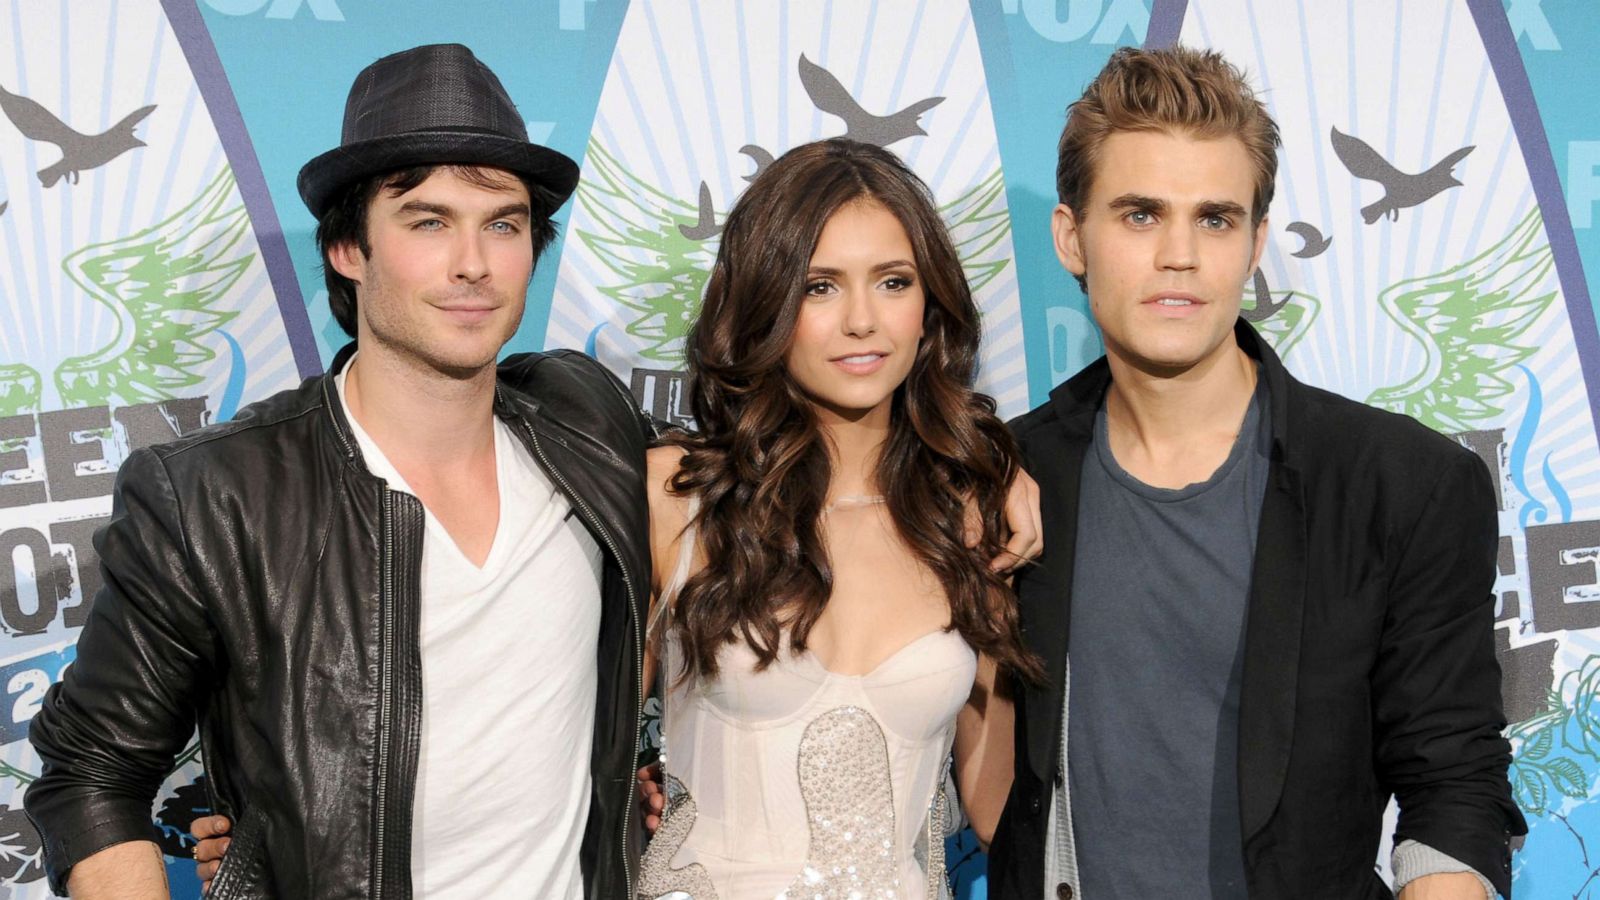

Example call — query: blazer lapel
[1016,361,1105,784]
[1020,431,1087,782]
[1236,321,1309,842]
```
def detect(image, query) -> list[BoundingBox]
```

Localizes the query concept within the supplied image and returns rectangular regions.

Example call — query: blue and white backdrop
[0,1,1596,896]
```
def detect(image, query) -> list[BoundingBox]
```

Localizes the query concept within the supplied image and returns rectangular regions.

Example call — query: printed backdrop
[0,1,1596,896]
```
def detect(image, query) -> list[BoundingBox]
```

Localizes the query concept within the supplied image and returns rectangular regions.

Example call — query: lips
[1143,292,1205,317]
[436,305,497,325]
[830,351,889,375]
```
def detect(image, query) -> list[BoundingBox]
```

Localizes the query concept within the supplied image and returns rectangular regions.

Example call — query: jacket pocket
[206,805,271,900]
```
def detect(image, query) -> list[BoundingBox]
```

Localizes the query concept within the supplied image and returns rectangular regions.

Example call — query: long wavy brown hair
[664,138,1043,685]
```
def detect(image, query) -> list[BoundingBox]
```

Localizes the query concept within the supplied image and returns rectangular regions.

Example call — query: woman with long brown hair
[638,137,1041,899]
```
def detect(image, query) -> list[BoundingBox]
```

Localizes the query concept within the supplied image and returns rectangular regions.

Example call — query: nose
[1155,222,1198,272]
[453,232,490,284]
[841,287,879,338]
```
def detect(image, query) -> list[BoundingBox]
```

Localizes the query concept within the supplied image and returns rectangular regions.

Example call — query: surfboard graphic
[546,0,1031,420]
[0,3,307,892]
[1163,0,1600,891]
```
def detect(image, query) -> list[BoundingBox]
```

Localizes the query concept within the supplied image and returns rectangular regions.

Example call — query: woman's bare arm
[953,652,1016,849]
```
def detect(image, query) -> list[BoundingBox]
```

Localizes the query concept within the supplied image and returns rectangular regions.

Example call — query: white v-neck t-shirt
[336,362,603,899]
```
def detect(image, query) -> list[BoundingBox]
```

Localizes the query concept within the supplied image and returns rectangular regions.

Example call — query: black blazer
[987,321,1525,899]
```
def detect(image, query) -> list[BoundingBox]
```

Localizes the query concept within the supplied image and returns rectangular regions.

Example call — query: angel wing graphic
[577,140,1016,366]
[574,139,719,364]
[1365,208,1556,432]
[53,168,250,409]
[940,168,1012,296]
[0,364,41,417]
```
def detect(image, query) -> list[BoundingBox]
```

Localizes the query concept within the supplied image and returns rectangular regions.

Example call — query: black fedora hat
[298,43,579,219]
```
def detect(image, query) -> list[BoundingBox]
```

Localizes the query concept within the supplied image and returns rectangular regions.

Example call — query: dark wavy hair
[664,138,1043,685]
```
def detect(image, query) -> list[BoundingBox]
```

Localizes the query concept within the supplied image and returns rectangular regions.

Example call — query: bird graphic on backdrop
[1241,270,1292,322]
[678,182,721,241]
[738,144,774,183]
[0,84,155,187]
[1330,127,1474,224]
[798,55,944,147]
[1285,221,1332,258]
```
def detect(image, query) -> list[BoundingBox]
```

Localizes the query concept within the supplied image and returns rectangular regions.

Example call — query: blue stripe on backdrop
[969,0,1134,408]
[164,0,321,378]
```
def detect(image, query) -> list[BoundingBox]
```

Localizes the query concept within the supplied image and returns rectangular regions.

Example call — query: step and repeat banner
[0,1,1596,896]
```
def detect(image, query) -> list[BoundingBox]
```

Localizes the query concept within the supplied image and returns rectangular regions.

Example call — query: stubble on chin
[362,290,522,381]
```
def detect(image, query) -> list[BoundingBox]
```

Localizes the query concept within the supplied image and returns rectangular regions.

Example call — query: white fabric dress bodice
[639,503,974,900]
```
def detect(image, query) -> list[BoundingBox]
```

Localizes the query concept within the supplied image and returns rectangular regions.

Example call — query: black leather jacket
[25,345,653,899]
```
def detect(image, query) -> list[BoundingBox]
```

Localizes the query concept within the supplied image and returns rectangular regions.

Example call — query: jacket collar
[318,342,366,471]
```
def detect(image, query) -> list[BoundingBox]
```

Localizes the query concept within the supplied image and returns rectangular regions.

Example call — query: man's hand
[191,814,233,892]
[992,467,1042,571]
[637,763,664,834]
[1397,872,1493,900]
[64,840,168,899]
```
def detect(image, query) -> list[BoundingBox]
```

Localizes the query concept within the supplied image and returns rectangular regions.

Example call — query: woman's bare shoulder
[646,445,693,532]
[646,445,690,498]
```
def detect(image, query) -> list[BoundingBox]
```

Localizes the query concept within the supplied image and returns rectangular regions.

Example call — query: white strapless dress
[639,510,975,900]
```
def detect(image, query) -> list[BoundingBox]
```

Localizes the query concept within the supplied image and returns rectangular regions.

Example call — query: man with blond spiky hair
[989,47,1524,899]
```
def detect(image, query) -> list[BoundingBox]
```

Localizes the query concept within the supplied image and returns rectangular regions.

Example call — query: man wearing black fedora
[25,44,653,899]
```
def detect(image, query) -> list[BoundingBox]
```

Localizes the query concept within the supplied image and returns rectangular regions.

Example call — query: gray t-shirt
[1067,374,1269,898]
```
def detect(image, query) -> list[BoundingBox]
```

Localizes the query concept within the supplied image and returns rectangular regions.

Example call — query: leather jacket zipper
[374,488,395,899]
[518,419,642,899]
[325,374,416,898]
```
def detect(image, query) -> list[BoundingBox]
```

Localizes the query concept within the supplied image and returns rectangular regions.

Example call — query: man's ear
[1051,203,1087,279]
[328,240,366,284]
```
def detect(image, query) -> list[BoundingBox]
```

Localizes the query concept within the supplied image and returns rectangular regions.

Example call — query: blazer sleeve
[1373,449,1526,897]
[25,447,217,896]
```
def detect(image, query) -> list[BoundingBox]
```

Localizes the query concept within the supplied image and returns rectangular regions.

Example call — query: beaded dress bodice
[638,503,974,900]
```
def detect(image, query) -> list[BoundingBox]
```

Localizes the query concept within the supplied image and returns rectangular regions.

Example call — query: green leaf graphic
[1512,763,1549,814]
[1548,757,1589,799]
[1522,725,1554,762]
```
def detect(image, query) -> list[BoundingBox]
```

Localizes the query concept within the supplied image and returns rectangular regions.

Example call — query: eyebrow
[1107,194,1167,215]
[1195,200,1249,220]
[1106,193,1248,220]
[807,259,917,276]
[395,201,531,220]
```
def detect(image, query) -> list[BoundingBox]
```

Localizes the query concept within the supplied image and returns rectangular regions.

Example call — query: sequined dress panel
[641,503,975,899]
